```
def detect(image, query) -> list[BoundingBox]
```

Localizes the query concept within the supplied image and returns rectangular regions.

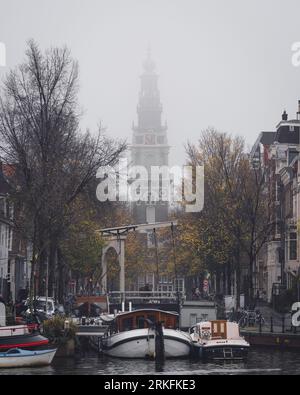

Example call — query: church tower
[130,49,170,224]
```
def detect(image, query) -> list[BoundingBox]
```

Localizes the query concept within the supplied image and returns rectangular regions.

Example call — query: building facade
[0,164,30,303]
[251,103,300,304]
[0,163,13,301]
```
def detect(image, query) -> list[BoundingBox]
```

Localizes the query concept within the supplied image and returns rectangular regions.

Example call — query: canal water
[0,348,299,375]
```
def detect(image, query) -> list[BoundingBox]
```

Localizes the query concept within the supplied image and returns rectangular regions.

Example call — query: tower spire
[143,45,155,73]
[147,43,151,60]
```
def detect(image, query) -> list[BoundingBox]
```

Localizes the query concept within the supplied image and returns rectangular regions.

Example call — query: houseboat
[190,320,250,361]
[93,309,192,359]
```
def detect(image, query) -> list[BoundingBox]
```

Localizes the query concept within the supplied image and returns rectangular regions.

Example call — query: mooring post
[154,321,165,362]
[259,319,262,334]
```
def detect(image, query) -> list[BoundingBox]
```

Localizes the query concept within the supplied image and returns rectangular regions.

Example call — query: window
[288,149,298,165]
[289,233,297,261]
[135,136,143,144]
[145,134,155,145]
[157,136,165,144]
[122,318,133,331]
[147,315,156,324]
[190,314,197,326]
[176,278,185,293]
[136,316,145,329]
[159,275,169,284]
[146,206,155,223]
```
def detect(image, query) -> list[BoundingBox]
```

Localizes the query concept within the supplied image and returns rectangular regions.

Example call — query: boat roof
[116,309,179,319]
[119,309,178,316]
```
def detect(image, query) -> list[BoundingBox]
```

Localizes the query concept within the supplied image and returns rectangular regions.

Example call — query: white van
[25,297,55,318]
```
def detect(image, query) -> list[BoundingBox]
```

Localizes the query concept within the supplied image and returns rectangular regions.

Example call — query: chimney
[282,110,288,121]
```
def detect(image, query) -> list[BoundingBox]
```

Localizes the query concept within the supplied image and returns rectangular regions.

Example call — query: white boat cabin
[192,320,242,342]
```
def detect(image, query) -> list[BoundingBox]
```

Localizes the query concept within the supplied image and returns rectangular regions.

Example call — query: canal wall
[242,330,300,349]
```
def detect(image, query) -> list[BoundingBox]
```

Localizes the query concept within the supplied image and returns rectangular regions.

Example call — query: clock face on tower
[145,134,155,145]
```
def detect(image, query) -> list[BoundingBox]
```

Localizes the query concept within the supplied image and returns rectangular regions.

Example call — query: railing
[230,310,299,335]
[0,324,38,337]
[108,291,184,304]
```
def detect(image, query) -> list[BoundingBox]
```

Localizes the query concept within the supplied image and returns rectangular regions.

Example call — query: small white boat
[0,348,57,368]
[93,309,192,359]
[190,320,250,361]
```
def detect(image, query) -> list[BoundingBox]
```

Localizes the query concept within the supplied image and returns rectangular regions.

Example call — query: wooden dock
[76,325,109,338]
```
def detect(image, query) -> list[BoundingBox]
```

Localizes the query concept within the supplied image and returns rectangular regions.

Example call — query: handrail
[108,291,184,298]
[0,324,38,333]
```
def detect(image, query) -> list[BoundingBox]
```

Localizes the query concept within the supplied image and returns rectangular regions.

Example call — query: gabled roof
[250,131,276,159]
[274,121,300,145]
[260,131,276,145]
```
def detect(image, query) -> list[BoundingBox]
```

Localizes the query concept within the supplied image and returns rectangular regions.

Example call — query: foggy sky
[1,0,300,165]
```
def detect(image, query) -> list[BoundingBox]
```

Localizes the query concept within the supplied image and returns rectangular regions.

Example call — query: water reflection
[0,348,299,375]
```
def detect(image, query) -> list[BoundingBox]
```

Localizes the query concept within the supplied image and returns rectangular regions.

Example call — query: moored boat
[190,320,250,361]
[0,324,49,351]
[93,309,192,359]
[0,348,57,368]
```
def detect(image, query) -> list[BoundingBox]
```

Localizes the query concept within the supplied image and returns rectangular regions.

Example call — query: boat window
[122,318,133,331]
[136,315,145,329]
[147,315,156,325]
[165,317,174,328]
[6,349,20,354]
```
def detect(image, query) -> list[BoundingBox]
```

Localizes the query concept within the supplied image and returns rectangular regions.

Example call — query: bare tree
[0,40,126,302]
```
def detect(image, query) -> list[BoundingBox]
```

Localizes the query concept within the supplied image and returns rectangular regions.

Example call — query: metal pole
[45,256,49,315]
[171,223,180,315]
[153,228,160,293]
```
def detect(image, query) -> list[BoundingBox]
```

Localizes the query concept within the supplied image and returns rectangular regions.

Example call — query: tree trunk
[227,262,232,295]
[249,250,255,309]
[29,223,38,311]
[57,248,65,304]
[235,246,241,310]
[38,248,47,296]
[222,266,227,295]
[48,242,57,298]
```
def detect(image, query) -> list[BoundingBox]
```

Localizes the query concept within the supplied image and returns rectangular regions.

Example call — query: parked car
[25,297,56,319]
